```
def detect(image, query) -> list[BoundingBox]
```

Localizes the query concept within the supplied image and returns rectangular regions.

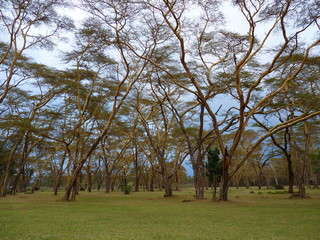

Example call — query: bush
[274,184,284,190]
[122,185,132,195]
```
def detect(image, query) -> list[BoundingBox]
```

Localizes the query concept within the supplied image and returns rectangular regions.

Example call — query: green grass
[0,187,320,240]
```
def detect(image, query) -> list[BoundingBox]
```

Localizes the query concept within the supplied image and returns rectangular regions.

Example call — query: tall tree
[0,0,73,104]
[125,0,320,201]
[61,2,154,200]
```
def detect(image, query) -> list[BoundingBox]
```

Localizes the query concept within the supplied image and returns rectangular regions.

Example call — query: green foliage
[206,147,222,186]
[274,184,285,190]
[0,143,10,175]
[310,151,320,174]
[121,185,132,195]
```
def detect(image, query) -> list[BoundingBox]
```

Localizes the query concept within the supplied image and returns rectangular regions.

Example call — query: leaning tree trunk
[10,132,30,195]
[0,134,24,197]
[53,153,67,195]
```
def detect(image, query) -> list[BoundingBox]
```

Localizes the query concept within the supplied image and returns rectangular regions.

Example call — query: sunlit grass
[0,187,319,239]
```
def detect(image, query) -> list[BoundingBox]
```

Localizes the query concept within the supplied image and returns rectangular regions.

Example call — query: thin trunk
[212,176,218,200]
[53,150,67,195]
[175,171,180,191]
[134,144,140,192]
[287,154,294,194]
[194,104,206,200]
[97,173,103,191]
[11,132,30,195]
[87,172,92,192]
[298,122,309,198]
[122,171,127,188]
[149,168,154,192]
[0,134,24,197]
[32,151,56,194]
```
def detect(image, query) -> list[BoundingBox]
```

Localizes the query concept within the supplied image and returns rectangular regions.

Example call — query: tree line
[0,0,319,201]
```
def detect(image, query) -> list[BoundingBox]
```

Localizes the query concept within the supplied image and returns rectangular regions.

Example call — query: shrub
[122,185,132,195]
[274,184,284,190]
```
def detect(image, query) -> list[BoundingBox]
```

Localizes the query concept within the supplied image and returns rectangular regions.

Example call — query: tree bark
[163,175,173,197]
[0,134,24,197]
[134,143,140,192]
[175,171,180,191]
[287,154,294,194]
[193,166,205,199]
[105,173,111,193]
[219,150,230,201]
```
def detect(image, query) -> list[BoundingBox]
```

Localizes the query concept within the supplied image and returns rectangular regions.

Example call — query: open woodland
[1,0,320,215]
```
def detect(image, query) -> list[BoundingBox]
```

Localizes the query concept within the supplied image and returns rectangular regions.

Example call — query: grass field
[0,187,319,240]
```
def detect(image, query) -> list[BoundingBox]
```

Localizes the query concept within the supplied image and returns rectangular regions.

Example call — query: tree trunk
[219,151,230,201]
[87,172,92,192]
[175,171,180,191]
[314,176,319,189]
[10,132,30,195]
[122,172,127,188]
[0,132,24,197]
[163,175,173,197]
[193,165,205,200]
[31,179,40,194]
[287,154,294,194]
[220,176,229,201]
[149,171,154,192]
[97,174,103,191]
[134,174,140,192]
[111,179,116,192]
[298,181,307,198]
[105,173,111,193]
[212,176,218,200]
[134,144,140,192]
[53,183,60,195]
[297,122,309,198]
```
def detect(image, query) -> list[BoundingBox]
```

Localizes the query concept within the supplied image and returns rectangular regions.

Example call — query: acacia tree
[134,81,176,197]
[0,61,68,196]
[0,0,73,104]
[0,0,72,197]
[61,0,158,200]
[123,0,320,201]
[255,54,320,195]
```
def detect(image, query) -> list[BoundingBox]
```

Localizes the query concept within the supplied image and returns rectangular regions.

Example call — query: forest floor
[0,187,319,240]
